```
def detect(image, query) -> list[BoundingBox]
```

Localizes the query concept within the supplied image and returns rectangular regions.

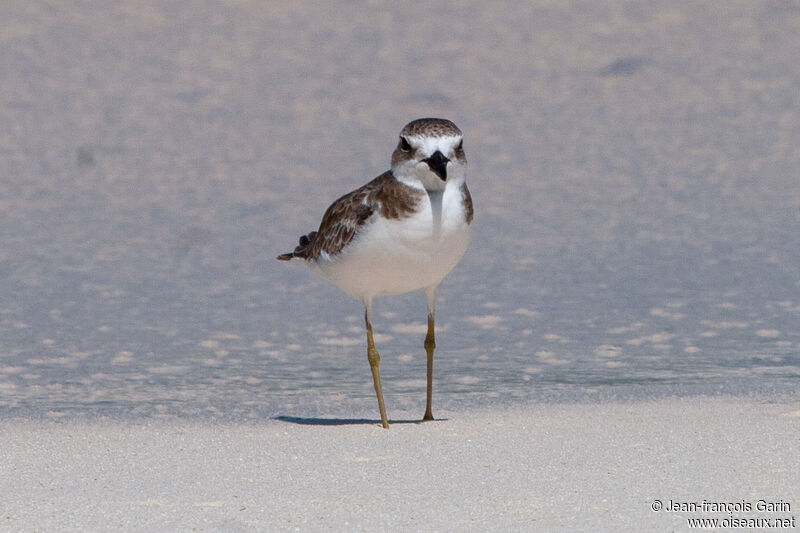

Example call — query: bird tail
[276,231,317,261]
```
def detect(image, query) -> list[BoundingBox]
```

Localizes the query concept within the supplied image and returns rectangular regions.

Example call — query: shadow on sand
[273,415,447,426]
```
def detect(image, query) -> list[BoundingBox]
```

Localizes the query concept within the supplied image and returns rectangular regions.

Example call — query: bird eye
[456,140,464,152]
[399,137,411,152]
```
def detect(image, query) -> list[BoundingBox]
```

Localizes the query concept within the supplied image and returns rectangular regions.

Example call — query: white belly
[312,187,471,301]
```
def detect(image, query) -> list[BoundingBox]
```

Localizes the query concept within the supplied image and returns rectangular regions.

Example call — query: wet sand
[2,1,799,530]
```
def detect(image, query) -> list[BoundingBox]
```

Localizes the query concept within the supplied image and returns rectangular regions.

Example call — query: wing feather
[276,171,422,262]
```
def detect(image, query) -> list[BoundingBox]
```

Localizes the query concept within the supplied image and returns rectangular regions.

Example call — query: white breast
[312,181,471,302]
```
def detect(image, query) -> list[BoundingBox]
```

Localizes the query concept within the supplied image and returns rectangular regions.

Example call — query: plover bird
[277,118,473,428]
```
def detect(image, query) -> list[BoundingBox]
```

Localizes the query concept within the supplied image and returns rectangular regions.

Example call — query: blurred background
[1,1,798,419]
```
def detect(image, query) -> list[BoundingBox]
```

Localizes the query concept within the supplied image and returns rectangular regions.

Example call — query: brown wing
[277,171,422,262]
[460,182,474,224]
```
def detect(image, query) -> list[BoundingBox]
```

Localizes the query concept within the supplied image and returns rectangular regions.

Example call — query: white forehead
[406,134,462,157]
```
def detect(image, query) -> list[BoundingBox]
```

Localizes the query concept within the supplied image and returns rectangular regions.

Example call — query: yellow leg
[365,310,389,429]
[423,312,435,421]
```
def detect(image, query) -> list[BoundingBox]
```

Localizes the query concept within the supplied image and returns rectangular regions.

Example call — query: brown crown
[400,118,462,138]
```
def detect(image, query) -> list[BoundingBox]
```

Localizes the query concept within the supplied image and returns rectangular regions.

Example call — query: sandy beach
[3,398,798,531]
[2,1,799,530]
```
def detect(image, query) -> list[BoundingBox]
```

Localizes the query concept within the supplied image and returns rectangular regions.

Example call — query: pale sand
[2,397,798,532]
[2,3,799,531]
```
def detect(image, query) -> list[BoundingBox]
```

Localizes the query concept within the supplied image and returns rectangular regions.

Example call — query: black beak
[424,150,449,181]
